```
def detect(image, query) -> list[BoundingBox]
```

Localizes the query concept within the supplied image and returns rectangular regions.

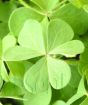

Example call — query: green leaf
[0,23,9,39]
[18,19,45,54]
[24,57,49,94]
[80,97,88,105]
[41,17,49,51]
[2,34,16,53]
[0,75,3,90]
[3,46,43,61]
[51,4,88,35]
[69,0,88,12]
[0,61,9,82]
[0,38,2,58]
[69,0,84,8]
[67,78,86,104]
[9,7,43,36]
[23,86,51,105]
[53,100,69,105]
[77,77,86,95]
[79,47,88,80]
[49,40,84,57]
[30,0,59,11]
[0,2,16,22]
[47,19,74,52]
[6,61,25,87]
[47,56,71,89]
[0,82,24,100]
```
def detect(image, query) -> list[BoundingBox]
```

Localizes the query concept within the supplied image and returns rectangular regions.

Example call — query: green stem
[19,0,29,8]
[67,93,84,105]
[53,0,68,10]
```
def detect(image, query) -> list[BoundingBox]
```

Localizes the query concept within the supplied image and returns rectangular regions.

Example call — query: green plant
[0,0,88,105]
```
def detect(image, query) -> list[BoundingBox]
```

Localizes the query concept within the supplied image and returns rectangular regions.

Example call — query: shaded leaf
[0,82,24,100]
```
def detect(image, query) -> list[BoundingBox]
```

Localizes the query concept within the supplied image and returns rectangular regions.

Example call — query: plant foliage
[0,0,88,105]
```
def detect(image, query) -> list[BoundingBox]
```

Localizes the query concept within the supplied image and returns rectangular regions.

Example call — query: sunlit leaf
[47,56,71,89]
[24,57,49,93]
[49,40,84,57]
[3,46,43,61]
[9,7,43,36]
[47,19,74,52]
[24,86,51,105]
[18,19,45,54]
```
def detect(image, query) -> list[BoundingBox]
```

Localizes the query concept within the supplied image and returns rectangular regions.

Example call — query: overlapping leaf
[51,4,88,35]
[9,7,44,36]
[4,19,84,93]
[0,35,16,82]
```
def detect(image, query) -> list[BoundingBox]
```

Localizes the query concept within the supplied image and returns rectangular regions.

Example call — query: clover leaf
[0,34,16,82]
[23,85,51,105]
[3,19,84,93]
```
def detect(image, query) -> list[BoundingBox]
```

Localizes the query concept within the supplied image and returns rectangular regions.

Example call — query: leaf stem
[53,0,68,10]
[18,0,29,8]
[67,93,84,104]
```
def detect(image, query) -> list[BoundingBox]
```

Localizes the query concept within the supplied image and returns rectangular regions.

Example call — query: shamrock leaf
[4,19,84,93]
[47,56,71,89]
[51,4,88,35]
[23,86,51,105]
[9,7,44,37]
[24,57,49,93]
[0,34,16,82]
